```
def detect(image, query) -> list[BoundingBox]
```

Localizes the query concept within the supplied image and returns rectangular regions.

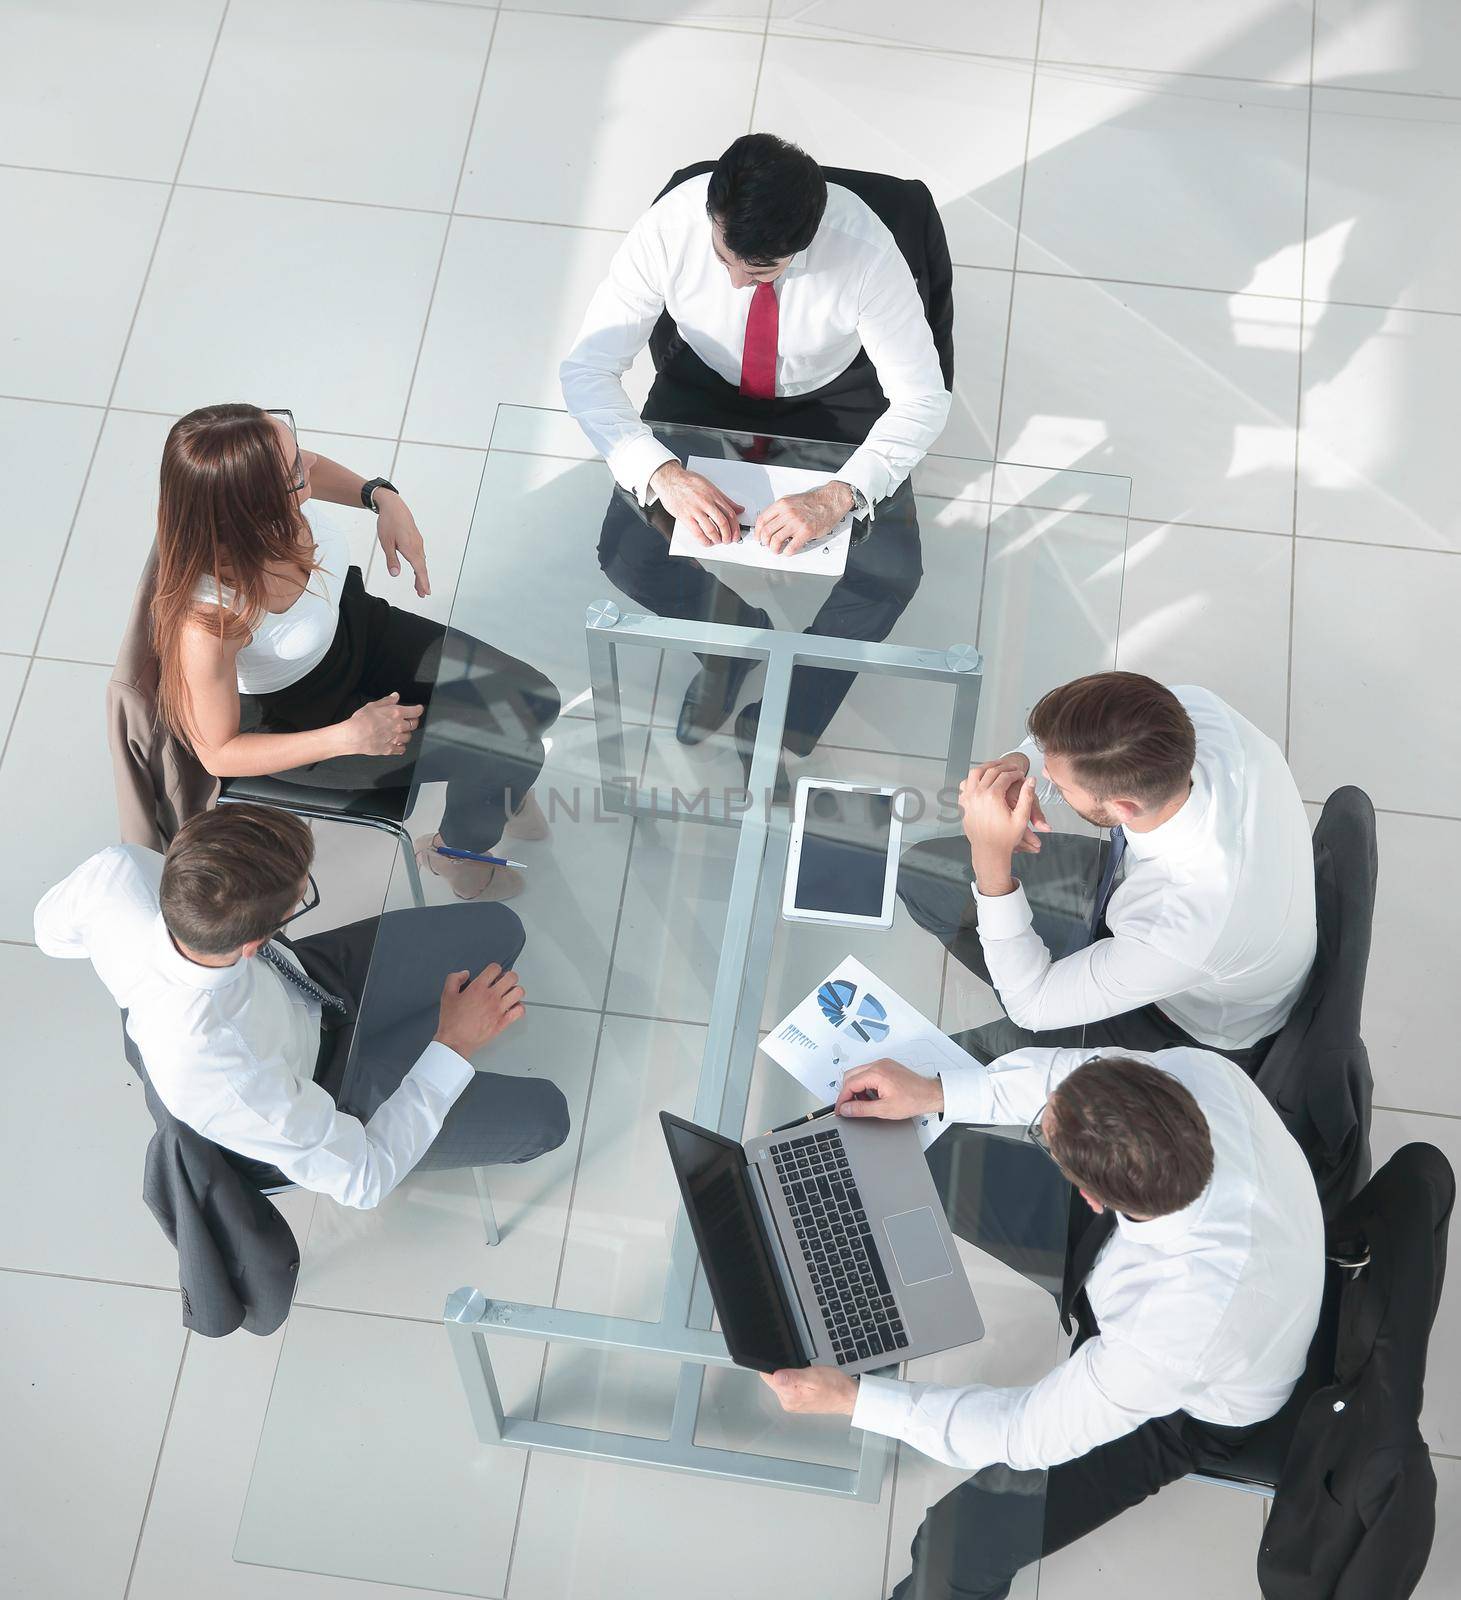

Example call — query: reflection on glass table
[234,406,1132,1599]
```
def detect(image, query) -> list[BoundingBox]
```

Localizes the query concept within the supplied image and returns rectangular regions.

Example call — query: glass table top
[235,405,1132,1598]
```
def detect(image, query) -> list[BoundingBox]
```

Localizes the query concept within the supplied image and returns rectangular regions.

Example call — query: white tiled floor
[5,1,1460,1597]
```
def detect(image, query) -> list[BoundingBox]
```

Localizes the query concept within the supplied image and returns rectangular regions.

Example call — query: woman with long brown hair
[151,403,560,901]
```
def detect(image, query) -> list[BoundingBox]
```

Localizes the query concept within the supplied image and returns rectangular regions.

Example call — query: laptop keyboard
[771,1128,909,1366]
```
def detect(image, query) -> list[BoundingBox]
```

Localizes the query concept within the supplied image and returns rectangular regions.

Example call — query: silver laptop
[660,1107,983,1375]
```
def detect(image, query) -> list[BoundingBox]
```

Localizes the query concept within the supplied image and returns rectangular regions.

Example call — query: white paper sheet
[668,455,853,576]
[759,956,978,1150]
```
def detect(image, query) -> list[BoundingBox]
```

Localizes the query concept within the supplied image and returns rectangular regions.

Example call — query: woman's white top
[194,499,353,696]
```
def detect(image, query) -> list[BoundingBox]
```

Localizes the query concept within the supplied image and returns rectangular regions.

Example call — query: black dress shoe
[674,608,771,745]
[734,705,791,804]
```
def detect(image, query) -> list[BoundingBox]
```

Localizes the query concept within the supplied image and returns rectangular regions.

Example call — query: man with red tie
[561,133,952,768]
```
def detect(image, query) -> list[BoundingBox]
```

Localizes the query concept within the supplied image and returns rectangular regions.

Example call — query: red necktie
[739,281,778,399]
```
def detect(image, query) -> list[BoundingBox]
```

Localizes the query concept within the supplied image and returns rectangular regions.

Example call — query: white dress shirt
[35,846,472,1210]
[560,173,951,513]
[975,686,1317,1050]
[852,1045,1325,1472]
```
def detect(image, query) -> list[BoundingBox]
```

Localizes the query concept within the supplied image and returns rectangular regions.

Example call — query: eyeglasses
[274,873,319,934]
[1023,1056,1105,1165]
[1025,1103,1053,1158]
[264,407,307,494]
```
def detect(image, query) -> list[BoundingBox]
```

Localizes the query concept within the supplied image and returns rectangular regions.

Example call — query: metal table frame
[443,604,983,1500]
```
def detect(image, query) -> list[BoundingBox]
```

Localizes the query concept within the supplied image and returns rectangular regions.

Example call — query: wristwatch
[836,480,870,518]
[359,476,397,513]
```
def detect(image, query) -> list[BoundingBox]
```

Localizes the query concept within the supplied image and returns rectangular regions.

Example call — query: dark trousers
[897,832,1274,1073]
[890,1406,1255,1600]
[246,568,561,853]
[230,902,569,1189]
[897,1128,1256,1600]
[596,342,924,750]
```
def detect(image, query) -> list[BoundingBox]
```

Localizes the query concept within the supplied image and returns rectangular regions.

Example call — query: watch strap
[360,476,397,512]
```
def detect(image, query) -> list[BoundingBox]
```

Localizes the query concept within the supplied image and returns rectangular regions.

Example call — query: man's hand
[433,963,525,1058]
[753,482,852,556]
[966,754,1049,853]
[375,491,431,598]
[760,1366,859,1417]
[650,461,745,545]
[960,768,1039,896]
[835,1060,944,1121]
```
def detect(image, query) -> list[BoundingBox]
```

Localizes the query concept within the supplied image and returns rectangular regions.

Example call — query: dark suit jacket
[1255,786,1376,1218]
[1258,1142,1453,1599]
[123,1023,299,1337]
[651,161,956,389]
[108,546,219,852]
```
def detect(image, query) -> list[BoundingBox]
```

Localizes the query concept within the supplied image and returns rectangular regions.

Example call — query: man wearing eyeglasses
[35,805,569,1209]
[762,1047,1325,1600]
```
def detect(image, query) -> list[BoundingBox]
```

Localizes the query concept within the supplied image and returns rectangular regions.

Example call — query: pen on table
[433,844,528,871]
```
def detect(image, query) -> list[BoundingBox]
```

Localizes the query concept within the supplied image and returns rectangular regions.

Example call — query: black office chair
[649,160,956,389]
[1192,1143,1452,1600]
[1254,786,1378,1218]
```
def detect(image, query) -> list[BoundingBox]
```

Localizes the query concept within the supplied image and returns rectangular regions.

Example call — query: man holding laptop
[762,1046,1326,1600]
[560,131,951,772]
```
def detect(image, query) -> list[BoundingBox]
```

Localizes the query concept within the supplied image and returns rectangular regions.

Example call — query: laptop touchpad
[883,1207,953,1286]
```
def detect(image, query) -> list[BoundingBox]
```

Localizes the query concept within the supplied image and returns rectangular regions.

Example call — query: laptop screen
[660,1113,807,1373]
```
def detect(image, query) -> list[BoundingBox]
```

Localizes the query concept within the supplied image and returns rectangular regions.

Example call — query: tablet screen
[792,786,895,919]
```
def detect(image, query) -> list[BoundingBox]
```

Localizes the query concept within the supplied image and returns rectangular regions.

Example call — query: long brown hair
[151,403,317,739]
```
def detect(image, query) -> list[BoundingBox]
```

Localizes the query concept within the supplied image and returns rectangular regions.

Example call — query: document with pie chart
[760,956,977,1150]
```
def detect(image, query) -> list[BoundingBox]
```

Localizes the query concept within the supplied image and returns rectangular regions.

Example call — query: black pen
[770,1104,837,1134]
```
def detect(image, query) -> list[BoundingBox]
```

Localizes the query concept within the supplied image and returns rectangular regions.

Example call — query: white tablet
[782,779,904,930]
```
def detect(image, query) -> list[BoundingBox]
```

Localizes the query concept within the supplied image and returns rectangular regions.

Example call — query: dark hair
[1027,671,1195,810]
[160,804,315,956]
[1046,1056,1214,1218]
[706,133,827,266]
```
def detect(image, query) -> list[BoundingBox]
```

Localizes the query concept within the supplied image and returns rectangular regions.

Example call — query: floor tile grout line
[974,0,1046,653]
[1375,1104,1461,1122]
[1032,53,1312,90]
[21,0,233,676]
[121,1330,192,1600]
[0,1264,178,1292]
[951,264,1461,326]
[500,2,769,42]
[1283,1,1319,760]
[745,0,774,132]
[383,5,503,498]
[0,661,31,758]
[0,160,170,187]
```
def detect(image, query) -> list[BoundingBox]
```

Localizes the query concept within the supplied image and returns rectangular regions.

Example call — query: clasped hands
[760,1057,944,1419]
[651,461,853,556]
[958,754,1053,896]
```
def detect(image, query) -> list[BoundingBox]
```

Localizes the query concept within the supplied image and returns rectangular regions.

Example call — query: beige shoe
[414,833,525,902]
[502,789,550,842]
